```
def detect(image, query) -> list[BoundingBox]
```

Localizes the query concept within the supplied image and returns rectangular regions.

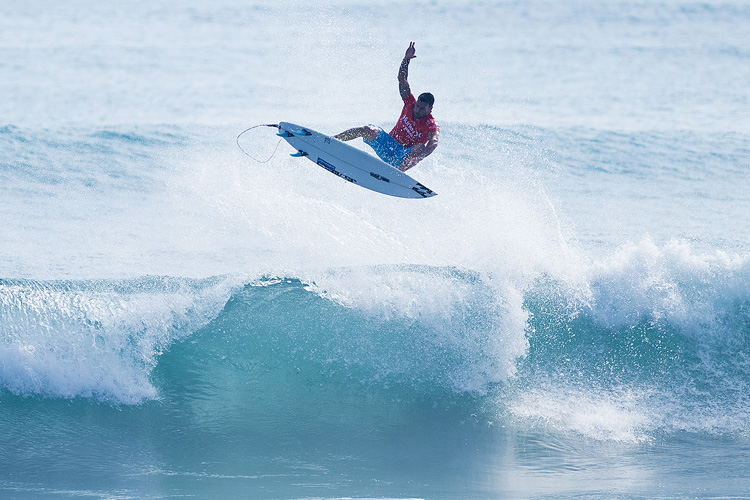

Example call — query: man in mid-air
[335,42,439,172]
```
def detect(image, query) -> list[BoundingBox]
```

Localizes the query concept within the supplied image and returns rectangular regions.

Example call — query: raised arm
[398,42,416,99]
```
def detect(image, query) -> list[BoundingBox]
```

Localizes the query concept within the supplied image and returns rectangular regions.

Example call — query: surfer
[334,42,440,172]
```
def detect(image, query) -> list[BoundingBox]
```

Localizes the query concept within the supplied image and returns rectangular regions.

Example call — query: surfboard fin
[276,131,294,137]
[292,129,312,136]
[290,150,308,157]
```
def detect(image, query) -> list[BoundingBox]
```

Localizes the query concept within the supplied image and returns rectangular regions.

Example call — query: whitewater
[2,1,750,499]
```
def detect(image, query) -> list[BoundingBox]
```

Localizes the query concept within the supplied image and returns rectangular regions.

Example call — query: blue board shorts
[364,126,412,168]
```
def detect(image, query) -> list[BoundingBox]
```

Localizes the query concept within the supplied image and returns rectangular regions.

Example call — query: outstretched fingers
[405,41,416,60]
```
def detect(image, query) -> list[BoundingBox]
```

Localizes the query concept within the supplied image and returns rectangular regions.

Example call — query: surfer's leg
[334,126,378,142]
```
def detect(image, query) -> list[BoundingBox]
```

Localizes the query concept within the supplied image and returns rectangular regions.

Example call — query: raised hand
[404,41,416,60]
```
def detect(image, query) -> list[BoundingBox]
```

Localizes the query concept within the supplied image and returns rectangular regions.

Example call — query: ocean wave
[1,237,749,441]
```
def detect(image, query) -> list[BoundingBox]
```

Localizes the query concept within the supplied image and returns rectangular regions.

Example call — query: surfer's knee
[361,125,378,142]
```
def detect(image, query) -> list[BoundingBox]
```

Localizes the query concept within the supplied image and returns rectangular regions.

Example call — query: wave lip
[0,276,237,404]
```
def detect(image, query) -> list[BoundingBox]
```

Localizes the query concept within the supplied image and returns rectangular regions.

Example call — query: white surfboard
[278,122,436,199]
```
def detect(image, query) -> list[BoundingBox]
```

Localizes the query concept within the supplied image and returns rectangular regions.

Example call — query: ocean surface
[2,1,750,498]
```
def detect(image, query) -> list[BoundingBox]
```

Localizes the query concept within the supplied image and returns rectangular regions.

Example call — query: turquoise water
[2,1,750,498]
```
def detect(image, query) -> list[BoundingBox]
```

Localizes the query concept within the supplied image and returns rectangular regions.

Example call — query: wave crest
[0,277,236,403]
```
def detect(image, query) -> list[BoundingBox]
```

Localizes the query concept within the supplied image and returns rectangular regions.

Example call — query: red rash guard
[389,94,439,148]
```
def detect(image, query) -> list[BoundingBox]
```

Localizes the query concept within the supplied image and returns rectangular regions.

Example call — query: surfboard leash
[236,123,281,163]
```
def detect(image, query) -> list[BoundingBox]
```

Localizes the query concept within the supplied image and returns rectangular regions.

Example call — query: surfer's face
[414,99,432,119]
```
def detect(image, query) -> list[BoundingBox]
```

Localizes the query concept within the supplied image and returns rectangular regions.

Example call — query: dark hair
[418,92,435,107]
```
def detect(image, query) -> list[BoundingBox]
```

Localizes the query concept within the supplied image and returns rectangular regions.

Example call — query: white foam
[586,238,750,334]
[507,385,655,443]
[0,278,237,403]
